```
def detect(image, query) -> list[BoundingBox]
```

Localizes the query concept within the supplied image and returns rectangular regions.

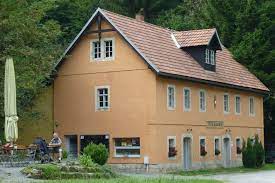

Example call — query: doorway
[65,135,78,158]
[183,137,192,170]
[223,137,231,167]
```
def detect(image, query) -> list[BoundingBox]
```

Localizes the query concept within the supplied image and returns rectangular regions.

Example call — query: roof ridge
[174,28,216,33]
[100,8,174,32]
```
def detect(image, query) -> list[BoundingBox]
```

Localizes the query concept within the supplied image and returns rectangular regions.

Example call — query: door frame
[222,134,232,168]
[182,133,193,170]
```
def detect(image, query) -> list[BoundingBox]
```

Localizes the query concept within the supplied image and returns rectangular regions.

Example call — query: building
[53,8,269,171]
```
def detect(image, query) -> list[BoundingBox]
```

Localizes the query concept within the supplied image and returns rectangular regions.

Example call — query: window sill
[96,108,110,112]
[167,107,176,111]
[168,157,176,160]
[90,57,115,62]
[113,155,141,158]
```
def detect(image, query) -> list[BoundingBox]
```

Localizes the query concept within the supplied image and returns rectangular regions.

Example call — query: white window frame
[183,88,191,112]
[235,95,241,115]
[90,37,115,61]
[235,137,242,156]
[205,49,210,64]
[199,136,206,157]
[167,85,176,110]
[210,50,215,65]
[214,136,221,156]
[95,85,110,111]
[223,93,230,114]
[199,90,206,112]
[167,136,176,160]
[114,138,141,158]
[249,96,255,116]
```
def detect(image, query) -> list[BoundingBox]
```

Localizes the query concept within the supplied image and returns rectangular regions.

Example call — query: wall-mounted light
[214,95,217,109]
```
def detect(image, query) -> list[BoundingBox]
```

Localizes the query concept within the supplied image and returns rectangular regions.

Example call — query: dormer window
[205,48,215,65]
[205,49,210,64]
[210,50,215,65]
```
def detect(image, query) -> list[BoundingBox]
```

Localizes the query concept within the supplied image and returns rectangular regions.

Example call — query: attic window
[205,48,215,65]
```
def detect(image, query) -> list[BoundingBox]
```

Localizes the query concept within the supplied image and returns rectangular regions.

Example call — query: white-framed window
[223,94,229,113]
[167,136,176,159]
[199,90,206,112]
[205,49,210,64]
[90,38,115,61]
[167,85,176,110]
[235,95,241,115]
[92,41,101,59]
[214,137,221,156]
[210,50,215,65]
[183,88,191,111]
[114,138,140,158]
[104,40,113,58]
[249,97,255,116]
[95,86,110,111]
[200,137,207,157]
[236,138,242,155]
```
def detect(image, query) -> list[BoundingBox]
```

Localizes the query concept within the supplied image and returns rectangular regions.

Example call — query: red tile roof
[56,8,269,93]
[102,9,268,92]
[173,29,216,47]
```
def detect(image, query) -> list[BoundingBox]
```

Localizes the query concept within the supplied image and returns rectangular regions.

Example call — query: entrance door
[223,137,231,167]
[183,137,192,170]
[65,135,78,157]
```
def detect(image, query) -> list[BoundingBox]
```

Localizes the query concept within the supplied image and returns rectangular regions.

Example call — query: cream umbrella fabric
[4,57,18,143]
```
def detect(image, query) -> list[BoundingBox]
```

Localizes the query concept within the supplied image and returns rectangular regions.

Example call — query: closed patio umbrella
[4,57,18,144]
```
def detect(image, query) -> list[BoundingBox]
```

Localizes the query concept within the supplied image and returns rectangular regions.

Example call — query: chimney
[135,8,144,21]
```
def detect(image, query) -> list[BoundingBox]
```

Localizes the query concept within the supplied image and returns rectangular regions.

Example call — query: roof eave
[158,71,270,96]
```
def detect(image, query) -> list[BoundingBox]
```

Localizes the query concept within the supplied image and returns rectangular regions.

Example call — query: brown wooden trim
[84,28,116,35]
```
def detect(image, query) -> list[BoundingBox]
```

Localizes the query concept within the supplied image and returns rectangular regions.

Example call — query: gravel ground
[0,167,39,183]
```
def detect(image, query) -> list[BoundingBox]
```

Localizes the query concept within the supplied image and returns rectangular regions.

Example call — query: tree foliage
[0,0,62,137]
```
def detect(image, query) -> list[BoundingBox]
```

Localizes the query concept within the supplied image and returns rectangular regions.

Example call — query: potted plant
[215,149,221,156]
[237,146,242,154]
[200,146,207,156]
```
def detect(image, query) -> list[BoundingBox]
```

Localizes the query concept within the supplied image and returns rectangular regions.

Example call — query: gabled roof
[172,28,222,48]
[55,8,269,94]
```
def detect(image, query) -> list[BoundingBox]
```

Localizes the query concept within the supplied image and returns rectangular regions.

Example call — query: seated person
[49,132,62,161]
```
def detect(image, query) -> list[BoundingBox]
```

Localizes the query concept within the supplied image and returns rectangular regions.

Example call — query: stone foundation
[110,159,243,173]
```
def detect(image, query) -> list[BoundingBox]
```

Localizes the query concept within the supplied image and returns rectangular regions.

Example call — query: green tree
[0,0,62,140]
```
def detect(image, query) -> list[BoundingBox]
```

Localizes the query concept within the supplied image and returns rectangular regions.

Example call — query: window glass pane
[168,138,176,158]
[168,86,175,108]
[93,41,101,59]
[105,40,113,58]
[249,97,254,115]
[200,91,205,111]
[205,49,210,64]
[236,139,242,154]
[224,95,229,112]
[200,138,206,156]
[210,50,215,65]
[184,89,190,110]
[114,138,140,157]
[235,96,240,113]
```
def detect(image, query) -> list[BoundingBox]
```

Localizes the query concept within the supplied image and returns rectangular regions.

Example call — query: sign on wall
[206,121,224,128]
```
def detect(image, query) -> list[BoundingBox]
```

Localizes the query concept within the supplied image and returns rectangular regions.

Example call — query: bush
[254,135,265,168]
[242,135,264,168]
[21,164,61,179]
[62,149,68,159]
[83,143,108,165]
[79,154,93,167]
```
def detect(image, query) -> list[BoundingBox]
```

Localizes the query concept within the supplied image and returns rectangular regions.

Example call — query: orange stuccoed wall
[51,19,264,167]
